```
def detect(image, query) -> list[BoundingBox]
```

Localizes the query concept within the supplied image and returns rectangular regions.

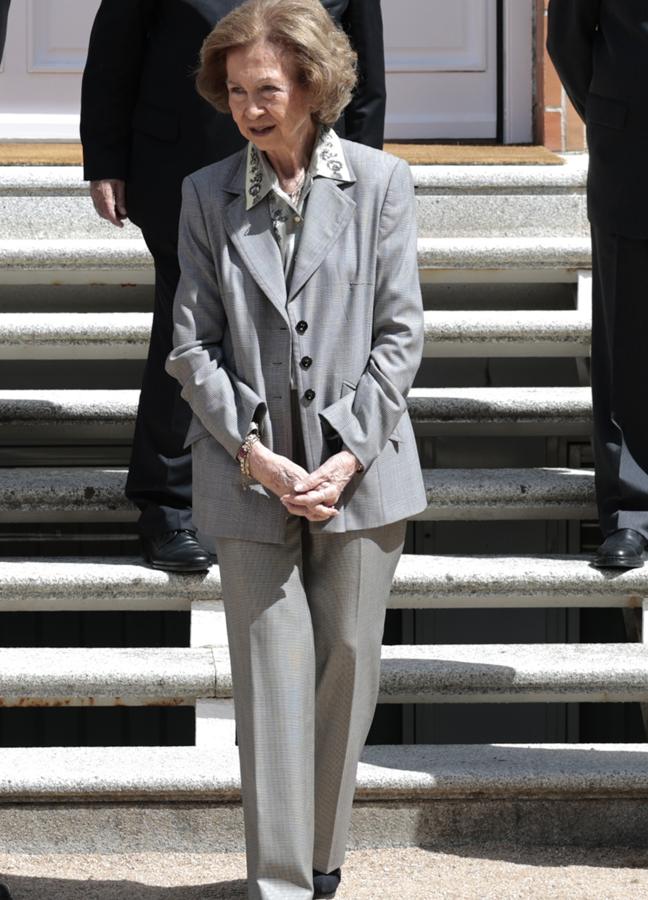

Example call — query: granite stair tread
[0,466,596,522]
[0,387,592,435]
[4,553,646,612]
[0,741,645,801]
[0,647,230,706]
[3,643,646,707]
[0,310,592,359]
[0,236,592,275]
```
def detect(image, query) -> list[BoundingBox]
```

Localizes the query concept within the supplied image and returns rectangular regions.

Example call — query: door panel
[383,0,498,139]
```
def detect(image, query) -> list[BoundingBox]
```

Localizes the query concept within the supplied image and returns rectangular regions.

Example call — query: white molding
[386,2,488,73]
[27,0,96,74]
[502,0,534,144]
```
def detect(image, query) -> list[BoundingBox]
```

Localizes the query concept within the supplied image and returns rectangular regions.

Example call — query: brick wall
[536,0,586,152]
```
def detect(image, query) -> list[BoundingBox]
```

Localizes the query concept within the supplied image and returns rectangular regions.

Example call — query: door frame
[500,0,534,143]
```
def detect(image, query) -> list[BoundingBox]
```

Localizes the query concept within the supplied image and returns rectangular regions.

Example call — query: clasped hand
[248,443,358,522]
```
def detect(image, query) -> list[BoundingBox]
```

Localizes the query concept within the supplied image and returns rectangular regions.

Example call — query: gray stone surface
[0,647,231,706]
[0,167,87,195]
[0,466,596,522]
[420,467,596,520]
[1,743,647,804]
[3,641,645,707]
[0,197,141,240]
[0,313,151,359]
[0,239,151,270]
[377,643,648,703]
[0,467,135,522]
[423,308,591,357]
[411,156,588,192]
[0,558,222,611]
[0,309,593,360]
[0,387,593,439]
[408,386,591,436]
[0,237,592,275]
[418,236,591,270]
[2,554,647,613]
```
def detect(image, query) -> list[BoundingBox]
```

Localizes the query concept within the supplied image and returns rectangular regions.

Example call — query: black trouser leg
[125,230,193,537]
[590,225,648,539]
[0,1,9,66]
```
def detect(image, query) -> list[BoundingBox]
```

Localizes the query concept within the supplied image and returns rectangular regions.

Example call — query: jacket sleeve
[341,0,386,149]
[165,176,267,460]
[546,0,601,121]
[319,158,423,471]
[80,0,155,181]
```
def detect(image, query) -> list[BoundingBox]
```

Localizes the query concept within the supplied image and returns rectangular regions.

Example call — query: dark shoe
[0,884,13,899]
[593,529,647,569]
[313,867,341,899]
[142,529,211,572]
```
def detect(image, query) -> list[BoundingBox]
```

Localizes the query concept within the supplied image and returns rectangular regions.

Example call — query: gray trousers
[215,514,405,900]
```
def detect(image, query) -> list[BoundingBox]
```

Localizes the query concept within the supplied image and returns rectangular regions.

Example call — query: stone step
[0,387,593,440]
[0,237,592,285]
[424,308,590,357]
[0,647,229,707]
[0,309,593,359]
[4,643,643,707]
[1,554,646,613]
[0,158,588,240]
[0,466,596,523]
[1,743,647,852]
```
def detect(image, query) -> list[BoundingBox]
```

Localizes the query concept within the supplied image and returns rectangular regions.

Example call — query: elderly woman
[166,0,426,896]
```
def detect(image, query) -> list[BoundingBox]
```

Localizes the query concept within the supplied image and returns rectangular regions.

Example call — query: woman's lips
[250,125,275,136]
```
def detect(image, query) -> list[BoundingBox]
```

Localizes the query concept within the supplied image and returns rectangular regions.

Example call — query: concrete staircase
[2,153,648,861]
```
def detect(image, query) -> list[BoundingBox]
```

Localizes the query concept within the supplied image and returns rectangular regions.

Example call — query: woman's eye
[262,85,279,94]
[229,86,245,96]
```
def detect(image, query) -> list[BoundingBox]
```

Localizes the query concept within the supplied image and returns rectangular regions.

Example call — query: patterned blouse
[244,125,353,282]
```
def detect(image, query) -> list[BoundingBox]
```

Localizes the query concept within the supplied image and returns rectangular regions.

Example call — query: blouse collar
[245,125,352,211]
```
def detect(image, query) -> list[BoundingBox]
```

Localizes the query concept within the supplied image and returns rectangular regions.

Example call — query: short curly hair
[196,0,358,127]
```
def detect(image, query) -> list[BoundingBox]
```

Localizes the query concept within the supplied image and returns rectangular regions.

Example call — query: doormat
[0,141,564,167]
[384,143,564,165]
[0,142,84,165]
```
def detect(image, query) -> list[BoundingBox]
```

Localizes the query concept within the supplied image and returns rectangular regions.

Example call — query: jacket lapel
[288,177,357,302]
[223,157,288,321]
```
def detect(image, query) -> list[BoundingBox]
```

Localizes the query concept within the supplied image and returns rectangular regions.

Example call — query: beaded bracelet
[236,431,261,484]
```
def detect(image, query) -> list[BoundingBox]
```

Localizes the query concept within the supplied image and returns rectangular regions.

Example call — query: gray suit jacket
[166,139,427,543]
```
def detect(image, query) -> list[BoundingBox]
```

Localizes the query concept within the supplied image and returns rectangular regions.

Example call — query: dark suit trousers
[591,224,648,539]
[0,0,9,65]
[125,229,193,536]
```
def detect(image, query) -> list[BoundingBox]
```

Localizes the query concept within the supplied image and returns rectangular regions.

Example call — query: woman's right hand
[247,442,309,499]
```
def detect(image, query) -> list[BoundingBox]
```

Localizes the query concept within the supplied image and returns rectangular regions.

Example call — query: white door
[0,0,526,142]
[383,0,498,140]
[0,0,100,139]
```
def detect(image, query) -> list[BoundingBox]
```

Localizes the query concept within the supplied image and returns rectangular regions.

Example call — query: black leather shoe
[0,884,13,899]
[593,529,648,569]
[142,529,211,572]
[313,867,341,899]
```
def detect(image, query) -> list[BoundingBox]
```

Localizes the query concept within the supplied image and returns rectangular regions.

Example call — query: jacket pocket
[132,101,180,142]
[586,93,627,130]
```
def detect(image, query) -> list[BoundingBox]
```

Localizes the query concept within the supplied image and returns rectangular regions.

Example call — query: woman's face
[226,41,315,155]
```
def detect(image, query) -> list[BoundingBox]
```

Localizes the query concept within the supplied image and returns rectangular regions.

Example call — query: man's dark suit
[548,0,648,541]
[80,0,386,538]
[0,0,10,65]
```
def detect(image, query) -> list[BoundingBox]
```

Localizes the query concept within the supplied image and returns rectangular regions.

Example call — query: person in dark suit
[548,0,648,569]
[80,0,385,571]
[0,0,10,65]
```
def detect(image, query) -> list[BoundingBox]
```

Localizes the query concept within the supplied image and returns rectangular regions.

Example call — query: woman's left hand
[280,450,359,521]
